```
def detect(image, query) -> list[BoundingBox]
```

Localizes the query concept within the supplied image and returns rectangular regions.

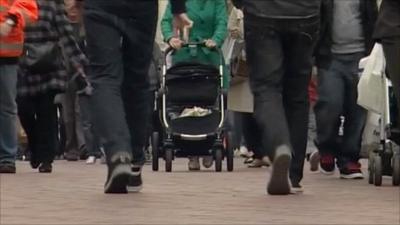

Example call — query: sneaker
[340,162,364,179]
[244,157,254,164]
[127,165,143,193]
[248,158,270,168]
[86,156,97,164]
[202,156,213,168]
[38,163,52,173]
[309,150,320,172]
[290,182,304,194]
[104,153,133,194]
[188,156,200,171]
[267,145,291,195]
[320,154,335,175]
[0,164,16,173]
[239,146,253,158]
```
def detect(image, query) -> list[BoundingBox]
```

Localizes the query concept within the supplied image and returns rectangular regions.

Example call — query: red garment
[0,0,38,57]
[308,77,318,106]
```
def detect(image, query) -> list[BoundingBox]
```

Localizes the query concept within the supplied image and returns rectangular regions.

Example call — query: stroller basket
[170,111,221,135]
[166,62,220,105]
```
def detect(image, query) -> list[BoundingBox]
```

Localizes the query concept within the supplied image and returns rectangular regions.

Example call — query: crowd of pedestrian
[0,0,399,196]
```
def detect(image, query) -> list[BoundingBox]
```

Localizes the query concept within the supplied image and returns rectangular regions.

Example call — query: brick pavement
[0,159,399,225]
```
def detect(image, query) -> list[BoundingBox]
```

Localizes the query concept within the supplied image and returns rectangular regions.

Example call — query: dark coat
[315,0,378,69]
[374,0,400,39]
[18,0,87,97]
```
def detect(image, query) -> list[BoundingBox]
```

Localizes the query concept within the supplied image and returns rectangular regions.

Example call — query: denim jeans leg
[244,22,291,160]
[314,64,345,156]
[121,3,157,165]
[337,53,367,168]
[0,64,18,165]
[283,20,319,184]
[84,10,132,162]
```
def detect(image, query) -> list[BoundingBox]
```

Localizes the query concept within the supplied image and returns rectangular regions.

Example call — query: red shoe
[340,162,364,179]
[320,154,335,175]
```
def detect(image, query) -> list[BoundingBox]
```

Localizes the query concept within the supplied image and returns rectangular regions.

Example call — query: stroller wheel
[368,153,374,185]
[373,155,383,186]
[215,149,223,172]
[151,132,159,171]
[392,154,400,186]
[165,149,173,172]
[225,131,234,172]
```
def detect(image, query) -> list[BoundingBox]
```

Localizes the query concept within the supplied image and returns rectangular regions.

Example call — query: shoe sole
[320,168,335,176]
[290,188,304,194]
[309,151,320,172]
[267,147,291,195]
[104,164,132,194]
[340,173,364,179]
[127,185,143,193]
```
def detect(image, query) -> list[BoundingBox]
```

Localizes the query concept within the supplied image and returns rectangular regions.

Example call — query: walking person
[374,0,400,144]
[161,0,228,171]
[310,0,378,179]
[82,0,191,193]
[226,6,268,168]
[17,0,87,173]
[61,0,86,161]
[0,0,38,173]
[232,0,322,195]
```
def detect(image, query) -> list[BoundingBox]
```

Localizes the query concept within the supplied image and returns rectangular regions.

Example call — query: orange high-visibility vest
[0,0,38,58]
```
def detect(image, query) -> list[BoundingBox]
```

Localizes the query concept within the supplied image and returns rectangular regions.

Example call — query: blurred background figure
[374,0,400,144]
[17,0,87,173]
[0,0,38,174]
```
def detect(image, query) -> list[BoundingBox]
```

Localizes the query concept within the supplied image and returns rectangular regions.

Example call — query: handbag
[21,42,62,74]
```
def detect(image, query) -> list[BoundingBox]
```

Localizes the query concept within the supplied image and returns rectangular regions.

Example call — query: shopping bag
[357,43,386,113]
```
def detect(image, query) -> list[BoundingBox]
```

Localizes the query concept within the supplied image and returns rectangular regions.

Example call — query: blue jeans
[0,64,18,165]
[83,0,157,165]
[314,53,367,168]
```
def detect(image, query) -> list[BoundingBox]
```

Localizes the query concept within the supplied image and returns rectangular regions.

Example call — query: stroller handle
[163,41,225,68]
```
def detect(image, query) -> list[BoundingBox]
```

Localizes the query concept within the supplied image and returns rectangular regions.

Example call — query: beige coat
[227,7,254,113]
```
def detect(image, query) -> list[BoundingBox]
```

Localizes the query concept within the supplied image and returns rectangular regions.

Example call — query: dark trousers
[241,113,263,159]
[314,53,367,168]
[83,0,157,165]
[382,37,400,130]
[79,94,101,156]
[244,16,319,184]
[17,92,58,164]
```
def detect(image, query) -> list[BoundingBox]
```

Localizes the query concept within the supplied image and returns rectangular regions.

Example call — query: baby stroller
[151,42,234,172]
[359,55,400,186]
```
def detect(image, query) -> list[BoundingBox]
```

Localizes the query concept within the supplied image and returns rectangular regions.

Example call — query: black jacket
[315,0,378,68]
[232,0,321,19]
[374,0,400,39]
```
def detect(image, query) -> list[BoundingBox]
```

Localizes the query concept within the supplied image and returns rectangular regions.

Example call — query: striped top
[18,0,87,97]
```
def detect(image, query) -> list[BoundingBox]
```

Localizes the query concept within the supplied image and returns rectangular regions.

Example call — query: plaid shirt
[18,0,87,97]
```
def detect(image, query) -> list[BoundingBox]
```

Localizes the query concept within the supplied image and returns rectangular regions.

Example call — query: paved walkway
[1,159,399,225]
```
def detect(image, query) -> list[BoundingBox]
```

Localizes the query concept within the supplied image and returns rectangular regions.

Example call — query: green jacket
[161,0,229,87]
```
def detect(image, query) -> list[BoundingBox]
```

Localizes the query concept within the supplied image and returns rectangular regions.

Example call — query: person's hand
[0,22,13,37]
[205,39,217,48]
[173,13,193,43]
[169,37,184,50]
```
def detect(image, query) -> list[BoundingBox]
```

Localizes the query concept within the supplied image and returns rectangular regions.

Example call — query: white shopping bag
[357,43,386,113]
